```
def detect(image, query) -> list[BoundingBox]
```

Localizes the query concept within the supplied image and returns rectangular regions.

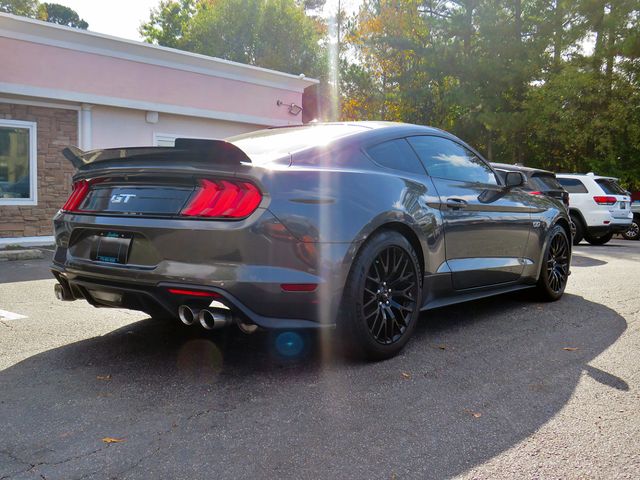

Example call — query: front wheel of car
[536,225,570,302]
[339,230,422,361]
[622,219,639,241]
[585,231,613,245]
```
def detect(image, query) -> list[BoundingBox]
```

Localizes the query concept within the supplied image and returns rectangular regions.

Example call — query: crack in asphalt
[0,446,106,480]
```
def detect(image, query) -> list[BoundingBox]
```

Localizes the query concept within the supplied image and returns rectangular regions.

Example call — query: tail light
[528,191,543,195]
[168,288,221,298]
[61,179,90,212]
[181,179,262,218]
[593,196,616,205]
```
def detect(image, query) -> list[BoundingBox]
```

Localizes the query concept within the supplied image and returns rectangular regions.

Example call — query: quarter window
[407,136,497,184]
[0,120,37,205]
[366,139,425,175]
[595,179,626,195]
[557,178,588,193]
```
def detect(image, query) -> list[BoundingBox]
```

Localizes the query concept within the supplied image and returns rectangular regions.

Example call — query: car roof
[264,121,448,139]
[556,173,620,181]
[491,162,555,176]
[226,121,482,164]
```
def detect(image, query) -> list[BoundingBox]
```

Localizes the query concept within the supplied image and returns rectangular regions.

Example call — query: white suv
[556,173,632,245]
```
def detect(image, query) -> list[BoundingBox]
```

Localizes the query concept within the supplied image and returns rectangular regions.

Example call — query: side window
[557,178,588,193]
[366,139,425,175]
[407,136,497,185]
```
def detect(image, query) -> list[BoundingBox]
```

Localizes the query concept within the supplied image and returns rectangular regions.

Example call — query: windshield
[595,178,627,195]
[227,125,368,164]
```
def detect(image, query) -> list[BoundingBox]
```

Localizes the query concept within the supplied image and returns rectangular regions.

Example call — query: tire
[536,224,570,302]
[622,219,639,241]
[585,231,613,245]
[570,213,584,245]
[339,230,422,361]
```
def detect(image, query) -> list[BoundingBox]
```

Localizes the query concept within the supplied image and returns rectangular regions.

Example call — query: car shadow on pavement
[571,254,607,267]
[0,293,627,479]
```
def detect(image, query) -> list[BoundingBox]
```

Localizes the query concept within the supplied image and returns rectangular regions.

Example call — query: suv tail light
[593,196,617,205]
[528,191,542,195]
[181,179,262,218]
[61,179,90,212]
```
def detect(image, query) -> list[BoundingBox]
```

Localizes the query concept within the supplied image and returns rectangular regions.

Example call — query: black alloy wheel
[537,225,570,301]
[340,230,422,360]
[362,246,418,345]
[546,233,570,294]
[622,220,639,241]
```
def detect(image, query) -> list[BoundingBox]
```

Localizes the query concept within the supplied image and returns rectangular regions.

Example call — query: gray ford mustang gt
[51,122,571,359]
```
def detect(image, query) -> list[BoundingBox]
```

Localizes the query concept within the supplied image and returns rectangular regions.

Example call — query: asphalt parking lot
[0,240,638,479]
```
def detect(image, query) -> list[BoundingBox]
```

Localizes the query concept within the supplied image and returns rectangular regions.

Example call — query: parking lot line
[0,309,27,320]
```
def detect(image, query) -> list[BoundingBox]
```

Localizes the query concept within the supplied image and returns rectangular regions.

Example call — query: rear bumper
[51,269,332,329]
[52,210,355,328]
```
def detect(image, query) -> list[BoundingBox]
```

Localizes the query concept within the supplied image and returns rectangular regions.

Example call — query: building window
[0,119,37,206]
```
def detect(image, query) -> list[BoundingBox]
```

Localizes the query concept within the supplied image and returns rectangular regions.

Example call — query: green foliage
[0,0,38,16]
[1,0,88,29]
[38,3,88,29]
[342,0,640,188]
[138,0,197,49]
[140,0,324,77]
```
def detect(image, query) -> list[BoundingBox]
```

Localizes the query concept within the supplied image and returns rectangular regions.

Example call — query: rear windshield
[595,178,627,195]
[530,173,563,191]
[226,125,368,164]
[557,177,588,193]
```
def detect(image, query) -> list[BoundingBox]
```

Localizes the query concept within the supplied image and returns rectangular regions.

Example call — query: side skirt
[421,283,534,311]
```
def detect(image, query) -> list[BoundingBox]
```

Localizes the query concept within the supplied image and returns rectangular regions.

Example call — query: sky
[53,0,163,41]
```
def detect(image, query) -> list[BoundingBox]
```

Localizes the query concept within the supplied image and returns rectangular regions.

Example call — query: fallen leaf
[463,408,482,418]
[102,437,125,444]
[96,374,112,381]
[562,347,578,351]
[437,344,447,350]
[401,372,411,379]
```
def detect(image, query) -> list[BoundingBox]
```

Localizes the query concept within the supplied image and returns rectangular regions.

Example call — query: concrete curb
[0,249,44,262]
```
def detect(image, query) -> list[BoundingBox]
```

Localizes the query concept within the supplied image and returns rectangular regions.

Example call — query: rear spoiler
[62,138,252,169]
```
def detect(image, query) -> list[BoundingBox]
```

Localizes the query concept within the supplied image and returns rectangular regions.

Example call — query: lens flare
[274,331,305,357]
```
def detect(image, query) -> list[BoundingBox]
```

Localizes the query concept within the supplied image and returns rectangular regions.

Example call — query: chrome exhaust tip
[54,283,74,301]
[178,305,199,326]
[198,308,233,330]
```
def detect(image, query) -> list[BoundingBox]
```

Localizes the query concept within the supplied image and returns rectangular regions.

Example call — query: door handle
[445,198,468,209]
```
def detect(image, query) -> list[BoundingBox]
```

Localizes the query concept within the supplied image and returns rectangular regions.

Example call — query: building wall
[0,36,306,127]
[0,103,76,238]
[91,106,261,149]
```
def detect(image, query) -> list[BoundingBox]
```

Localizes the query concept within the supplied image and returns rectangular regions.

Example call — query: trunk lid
[61,139,269,218]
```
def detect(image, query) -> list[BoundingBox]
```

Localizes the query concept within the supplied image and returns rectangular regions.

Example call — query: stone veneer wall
[0,104,77,238]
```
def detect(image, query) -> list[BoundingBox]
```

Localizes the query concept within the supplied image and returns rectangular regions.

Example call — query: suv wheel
[536,225,570,301]
[339,230,422,361]
[570,214,584,245]
[585,231,613,245]
[622,219,639,241]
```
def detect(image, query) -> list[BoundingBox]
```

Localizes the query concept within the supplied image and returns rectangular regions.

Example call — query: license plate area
[90,231,133,264]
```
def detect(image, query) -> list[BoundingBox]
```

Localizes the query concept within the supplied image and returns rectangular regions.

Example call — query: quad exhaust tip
[198,308,233,330]
[178,305,199,326]
[54,283,74,301]
[178,304,257,333]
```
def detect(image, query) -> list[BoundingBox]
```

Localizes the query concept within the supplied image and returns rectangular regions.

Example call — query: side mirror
[504,171,524,188]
